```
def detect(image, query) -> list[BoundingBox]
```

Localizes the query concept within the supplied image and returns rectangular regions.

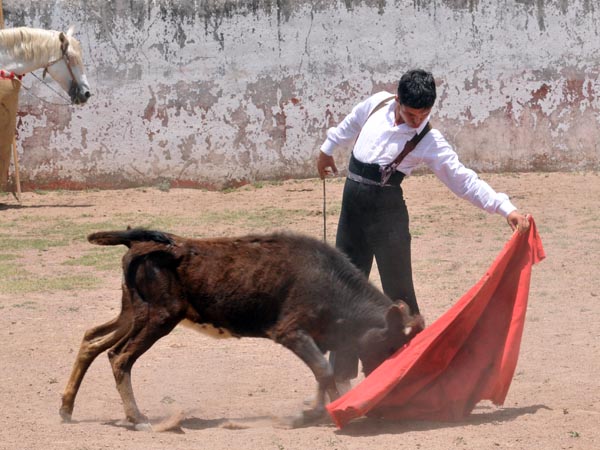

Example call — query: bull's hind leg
[60,290,134,421]
[275,330,339,426]
[107,295,184,428]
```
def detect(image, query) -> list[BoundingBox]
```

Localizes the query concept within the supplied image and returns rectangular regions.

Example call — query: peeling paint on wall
[3,0,600,190]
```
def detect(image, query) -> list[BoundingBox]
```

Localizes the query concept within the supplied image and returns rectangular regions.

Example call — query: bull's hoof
[59,406,73,422]
[134,422,153,432]
[302,394,324,408]
[287,406,330,428]
[114,418,153,431]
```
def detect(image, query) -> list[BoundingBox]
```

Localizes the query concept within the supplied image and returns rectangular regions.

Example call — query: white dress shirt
[320,91,517,218]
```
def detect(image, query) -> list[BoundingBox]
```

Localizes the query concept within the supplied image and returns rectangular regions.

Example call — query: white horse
[0,26,91,191]
[0,26,91,104]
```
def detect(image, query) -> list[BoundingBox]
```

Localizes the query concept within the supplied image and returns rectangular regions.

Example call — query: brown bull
[60,229,423,428]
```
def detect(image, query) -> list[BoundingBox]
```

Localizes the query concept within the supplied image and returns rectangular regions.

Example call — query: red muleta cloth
[327,217,545,428]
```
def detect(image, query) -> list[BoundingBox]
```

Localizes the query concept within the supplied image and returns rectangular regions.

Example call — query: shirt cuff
[497,200,517,218]
[320,139,336,156]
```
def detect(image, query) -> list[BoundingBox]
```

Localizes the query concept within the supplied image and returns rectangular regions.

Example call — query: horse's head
[44,27,91,105]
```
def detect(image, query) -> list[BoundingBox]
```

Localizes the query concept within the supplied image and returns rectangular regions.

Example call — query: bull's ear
[386,303,422,337]
[393,299,413,319]
[385,304,407,330]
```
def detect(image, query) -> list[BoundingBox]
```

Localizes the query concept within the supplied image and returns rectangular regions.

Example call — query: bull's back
[174,234,314,336]
[172,233,390,337]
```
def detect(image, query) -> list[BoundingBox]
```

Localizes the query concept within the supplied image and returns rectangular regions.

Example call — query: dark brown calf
[60,229,423,428]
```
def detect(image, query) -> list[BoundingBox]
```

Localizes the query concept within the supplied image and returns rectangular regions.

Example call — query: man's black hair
[397,69,437,109]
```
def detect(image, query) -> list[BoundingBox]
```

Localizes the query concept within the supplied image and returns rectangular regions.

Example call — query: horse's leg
[60,290,134,421]
[274,329,339,426]
[0,83,19,192]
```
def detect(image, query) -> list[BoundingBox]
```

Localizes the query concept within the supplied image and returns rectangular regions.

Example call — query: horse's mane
[0,27,83,67]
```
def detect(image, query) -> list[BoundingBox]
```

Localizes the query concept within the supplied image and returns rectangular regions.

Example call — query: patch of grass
[61,306,80,313]
[0,236,66,252]
[0,218,137,252]
[102,215,186,234]
[243,207,309,228]
[156,180,171,192]
[3,269,101,294]
[62,247,125,271]
[199,209,249,225]
[0,219,20,229]
[48,219,131,243]
[411,226,424,237]
[323,203,341,216]
[18,274,100,293]
[12,300,38,309]
[0,258,23,285]
[123,208,313,232]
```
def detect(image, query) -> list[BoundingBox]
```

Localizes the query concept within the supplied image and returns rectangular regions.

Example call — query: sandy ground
[0,172,599,450]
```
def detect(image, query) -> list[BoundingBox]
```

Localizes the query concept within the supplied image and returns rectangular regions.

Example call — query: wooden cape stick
[11,137,21,200]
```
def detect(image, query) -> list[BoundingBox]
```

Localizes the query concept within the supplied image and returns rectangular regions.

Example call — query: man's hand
[317,152,338,179]
[507,211,530,234]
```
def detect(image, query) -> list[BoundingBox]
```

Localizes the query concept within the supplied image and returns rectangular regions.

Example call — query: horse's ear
[59,32,69,53]
[66,25,75,37]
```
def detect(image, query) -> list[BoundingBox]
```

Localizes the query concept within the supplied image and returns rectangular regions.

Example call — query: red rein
[0,70,24,80]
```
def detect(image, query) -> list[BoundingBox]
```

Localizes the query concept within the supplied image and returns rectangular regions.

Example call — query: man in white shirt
[316,69,530,387]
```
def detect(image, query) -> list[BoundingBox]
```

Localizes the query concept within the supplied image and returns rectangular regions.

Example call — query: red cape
[327,217,545,428]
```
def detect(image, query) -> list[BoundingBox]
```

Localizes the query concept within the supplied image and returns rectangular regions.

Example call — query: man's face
[395,97,431,129]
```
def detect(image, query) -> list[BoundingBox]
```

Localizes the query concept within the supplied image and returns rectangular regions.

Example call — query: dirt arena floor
[1,172,599,450]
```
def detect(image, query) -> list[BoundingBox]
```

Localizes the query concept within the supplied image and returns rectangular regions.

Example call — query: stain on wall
[3,0,599,190]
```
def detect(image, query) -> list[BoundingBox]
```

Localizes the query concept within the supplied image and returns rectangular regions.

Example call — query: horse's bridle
[43,36,78,90]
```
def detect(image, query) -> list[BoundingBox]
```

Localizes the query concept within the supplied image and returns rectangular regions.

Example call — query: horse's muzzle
[69,82,92,105]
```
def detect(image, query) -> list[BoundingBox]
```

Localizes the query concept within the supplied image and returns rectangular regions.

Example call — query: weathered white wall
[4,0,600,189]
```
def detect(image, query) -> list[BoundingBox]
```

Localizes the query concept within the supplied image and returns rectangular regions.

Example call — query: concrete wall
[4,0,600,190]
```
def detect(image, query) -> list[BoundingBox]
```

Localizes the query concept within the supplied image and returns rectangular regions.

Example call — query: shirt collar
[391,105,431,135]
[414,114,431,134]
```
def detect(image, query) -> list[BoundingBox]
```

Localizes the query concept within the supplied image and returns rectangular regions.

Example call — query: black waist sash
[348,153,405,187]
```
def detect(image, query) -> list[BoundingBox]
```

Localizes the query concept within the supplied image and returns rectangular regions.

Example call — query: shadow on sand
[95,404,550,434]
[334,404,551,436]
[0,203,93,211]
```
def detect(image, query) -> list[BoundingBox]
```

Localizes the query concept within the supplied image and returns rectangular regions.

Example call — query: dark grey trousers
[330,177,418,380]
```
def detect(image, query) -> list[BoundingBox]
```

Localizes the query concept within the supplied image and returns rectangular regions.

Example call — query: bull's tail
[87,228,174,248]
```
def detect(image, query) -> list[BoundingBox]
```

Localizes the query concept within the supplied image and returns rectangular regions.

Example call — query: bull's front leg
[276,330,339,427]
